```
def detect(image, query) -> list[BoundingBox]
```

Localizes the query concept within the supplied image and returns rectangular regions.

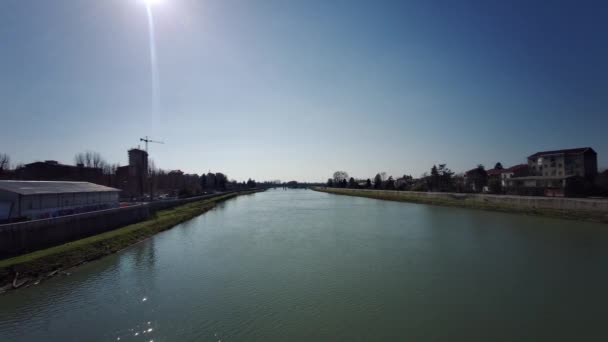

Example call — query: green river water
[1,189,607,341]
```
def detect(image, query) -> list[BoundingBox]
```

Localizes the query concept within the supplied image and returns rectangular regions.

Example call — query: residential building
[486,164,529,190]
[507,147,599,197]
[486,168,504,178]
[500,164,529,187]
[357,180,369,188]
[527,147,597,179]
[485,168,506,193]
[464,167,488,193]
[0,180,120,221]
[505,176,583,197]
[167,170,186,193]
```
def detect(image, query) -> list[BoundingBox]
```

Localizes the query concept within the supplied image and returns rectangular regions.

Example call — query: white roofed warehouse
[0,181,120,222]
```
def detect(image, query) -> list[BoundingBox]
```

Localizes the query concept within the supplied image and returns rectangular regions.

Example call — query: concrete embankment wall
[314,187,608,221]
[0,193,229,258]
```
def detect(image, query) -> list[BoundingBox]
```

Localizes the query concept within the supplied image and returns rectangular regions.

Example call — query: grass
[313,187,608,224]
[0,191,258,288]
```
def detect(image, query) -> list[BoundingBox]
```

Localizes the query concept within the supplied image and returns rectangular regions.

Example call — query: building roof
[465,167,486,176]
[528,147,595,159]
[486,168,505,176]
[25,161,73,168]
[0,181,120,195]
[505,164,528,172]
[23,160,101,171]
[507,175,575,181]
[128,148,148,155]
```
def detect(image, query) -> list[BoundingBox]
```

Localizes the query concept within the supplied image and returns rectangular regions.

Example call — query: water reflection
[1,190,608,341]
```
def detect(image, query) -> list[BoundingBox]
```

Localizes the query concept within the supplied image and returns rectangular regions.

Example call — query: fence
[0,192,230,258]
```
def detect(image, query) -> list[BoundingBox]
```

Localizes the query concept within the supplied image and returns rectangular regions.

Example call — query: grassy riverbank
[0,190,260,292]
[313,187,608,224]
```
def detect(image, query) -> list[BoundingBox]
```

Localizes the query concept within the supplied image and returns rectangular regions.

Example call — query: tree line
[0,151,260,198]
[327,163,499,193]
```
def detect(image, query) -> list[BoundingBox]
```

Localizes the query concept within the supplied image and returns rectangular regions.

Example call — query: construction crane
[140,136,164,152]
[139,136,164,202]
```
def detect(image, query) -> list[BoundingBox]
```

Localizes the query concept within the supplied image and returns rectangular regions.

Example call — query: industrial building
[0,180,120,222]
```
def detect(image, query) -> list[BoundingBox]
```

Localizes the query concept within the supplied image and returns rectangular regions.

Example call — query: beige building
[527,147,597,179]
[506,147,598,197]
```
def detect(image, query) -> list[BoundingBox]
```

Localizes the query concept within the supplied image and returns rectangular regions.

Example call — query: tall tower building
[128,148,148,197]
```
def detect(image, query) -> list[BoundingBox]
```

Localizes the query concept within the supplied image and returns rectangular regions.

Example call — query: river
[1,189,607,341]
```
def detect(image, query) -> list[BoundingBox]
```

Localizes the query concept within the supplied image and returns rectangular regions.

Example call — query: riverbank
[313,187,608,224]
[0,190,261,293]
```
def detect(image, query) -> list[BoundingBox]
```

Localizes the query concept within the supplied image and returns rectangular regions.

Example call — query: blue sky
[1,0,606,182]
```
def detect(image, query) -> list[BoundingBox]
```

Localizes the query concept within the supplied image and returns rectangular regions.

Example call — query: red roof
[486,168,505,176]
[528,147,595,159]
[505,164,528,173]
[465,167,485,176]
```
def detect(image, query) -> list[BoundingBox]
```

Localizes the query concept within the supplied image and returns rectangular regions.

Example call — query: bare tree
[103,163,120,175]
[147,159,159,198]
[148,159,159,177]
[374,173,383,189]
[74,153,85,166]
[91,152,105,169]
[74,151,107,169]
[379,172,387,181]
[333,171,349,184]
[0,153,10,171]
[85,152,92,167]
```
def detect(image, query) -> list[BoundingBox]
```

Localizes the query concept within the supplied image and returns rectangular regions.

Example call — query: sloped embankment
[0,191,259,292]
[313,187,608,224]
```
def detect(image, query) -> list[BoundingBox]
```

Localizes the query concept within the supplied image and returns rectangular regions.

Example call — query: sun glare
[142,0,162,6]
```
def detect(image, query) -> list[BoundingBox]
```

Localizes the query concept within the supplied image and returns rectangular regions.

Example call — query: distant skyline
[1,0,607,182]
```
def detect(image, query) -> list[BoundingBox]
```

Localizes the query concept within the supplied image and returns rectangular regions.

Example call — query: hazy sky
[1,0,607,182]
